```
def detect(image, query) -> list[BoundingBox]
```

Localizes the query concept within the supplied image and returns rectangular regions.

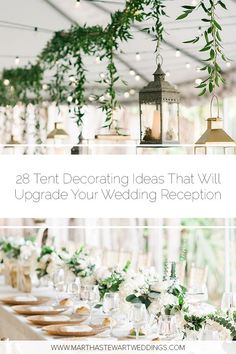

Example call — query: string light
[99,72,105,79]
[135,74,140,81]
[15,56,20,66]
[67,96,73,103]
[69,75,76,82]
[166,71,170,77]
[135,52,141,61]
[89,95,95,102]
[195,78,202,85]
[124,91,130,98]
[99,95,105,102]
[129,69,135,76]
[175,49,181,57]
[226,61,231,68]
[185,63,191,69]
[42,83,48,90]
[75,0,80,8]
[129,89,135,95]
[3,79,10,86]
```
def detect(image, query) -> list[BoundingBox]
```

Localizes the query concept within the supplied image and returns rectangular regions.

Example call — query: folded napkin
[61,325,93,333]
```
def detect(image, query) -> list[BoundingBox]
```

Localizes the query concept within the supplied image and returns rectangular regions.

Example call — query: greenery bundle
[0,0,229,127]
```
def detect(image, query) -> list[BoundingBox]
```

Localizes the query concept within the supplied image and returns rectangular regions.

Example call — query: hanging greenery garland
[0,0,229,129]
[1,64,43,105]
[177,0,229,95]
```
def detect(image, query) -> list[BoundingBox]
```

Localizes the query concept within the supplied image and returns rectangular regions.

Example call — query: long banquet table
[0,277,216,341]
[0,282,53,340]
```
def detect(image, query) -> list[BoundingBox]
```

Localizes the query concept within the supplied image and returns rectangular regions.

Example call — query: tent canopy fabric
[0,0,235,98]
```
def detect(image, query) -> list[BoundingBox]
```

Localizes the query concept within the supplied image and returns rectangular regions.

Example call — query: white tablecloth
[0,280,53,340]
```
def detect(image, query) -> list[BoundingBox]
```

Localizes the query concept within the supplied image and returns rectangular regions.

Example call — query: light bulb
[185,63,191,69]
[166,71,170,77]
[3,79,10,86]
[195,78,202,85]
[129,69,135,76]
[135,52,141,61]
[100,72,105,79]
[67,96,73,103]
[226,62,231,68]
[129,89,135,95]
[75,0,80,8]
[69,75,75,82]
[124,92,130,98]
[89,95,95,102]
[15,56,20,65]
[175,49,181,57]
[42,83,48,90]
[99,95,105,102]
[135,75,140,81]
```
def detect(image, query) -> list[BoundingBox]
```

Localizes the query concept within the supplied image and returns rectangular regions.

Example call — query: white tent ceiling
[0,0,236,101]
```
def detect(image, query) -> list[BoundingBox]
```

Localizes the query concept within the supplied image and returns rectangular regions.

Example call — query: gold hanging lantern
[5,135,20,145]
[194,95,235,154]
[47,122,69,140]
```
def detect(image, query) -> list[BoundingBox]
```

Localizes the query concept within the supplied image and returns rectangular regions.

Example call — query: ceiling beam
[42,0,149,83]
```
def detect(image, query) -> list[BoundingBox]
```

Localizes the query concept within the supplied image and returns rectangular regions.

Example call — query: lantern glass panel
[141,103,161,143]
[162,102,179,143]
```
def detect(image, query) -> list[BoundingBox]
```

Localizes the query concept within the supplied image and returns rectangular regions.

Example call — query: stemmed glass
[128,303,147,340]
[52,269,66,305]
[103,293,120,335]
[221,292,236,317]
[66,277,81,304]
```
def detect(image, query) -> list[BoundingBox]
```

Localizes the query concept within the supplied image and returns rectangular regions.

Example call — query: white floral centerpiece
[36,245,64,279]
[0,238,22,262]
[95,261,131,298]
[0,237,39,289]
[66,246,96,285]
[120,266,187,318]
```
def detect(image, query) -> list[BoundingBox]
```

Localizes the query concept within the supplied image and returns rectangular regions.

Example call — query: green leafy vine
[177,0,229,95]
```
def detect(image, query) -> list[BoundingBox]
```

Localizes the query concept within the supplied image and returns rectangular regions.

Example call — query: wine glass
[67,277,81,303]
[128,303,147,340]
[89,285,100,306]
[103,293,120,335]
[221,292,236,317]
[52,269,66,305]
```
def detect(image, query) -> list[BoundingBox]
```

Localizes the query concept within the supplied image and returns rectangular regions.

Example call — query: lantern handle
[156,53,163,67]
[210,94,220,117]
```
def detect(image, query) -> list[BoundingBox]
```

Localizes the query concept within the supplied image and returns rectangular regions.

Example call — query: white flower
[95,266,111,281]
[78,259,89,270]
[119,271,149,301]
[150,280,169,293]
[148,299,162,315]
[205,320,232,341]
